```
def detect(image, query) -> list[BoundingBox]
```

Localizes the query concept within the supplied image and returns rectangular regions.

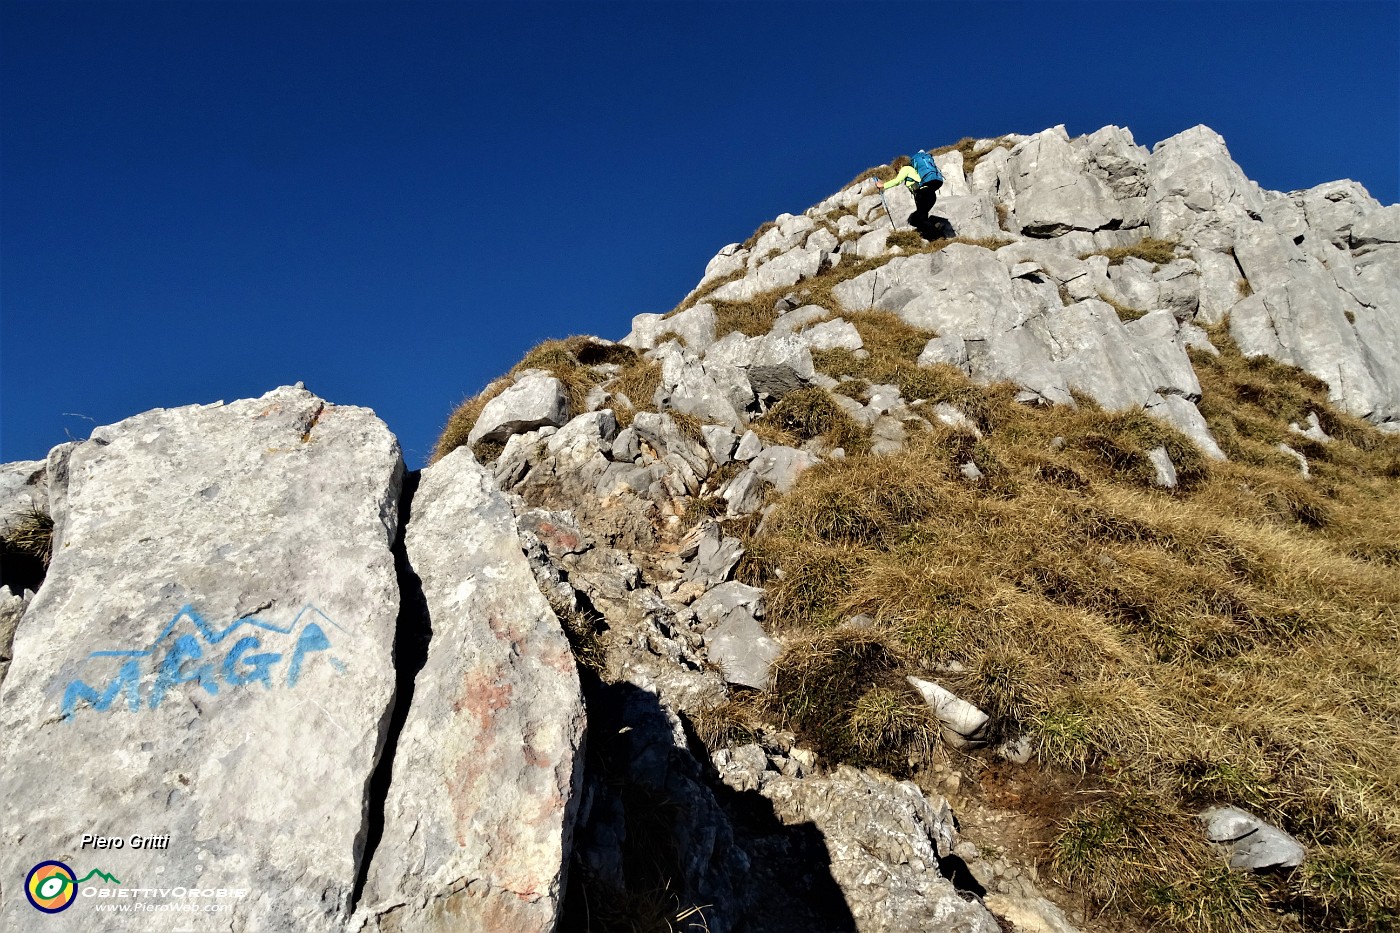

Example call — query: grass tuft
[1081,236,1180,266]
[754,387,870,453]
[3,509,53,567]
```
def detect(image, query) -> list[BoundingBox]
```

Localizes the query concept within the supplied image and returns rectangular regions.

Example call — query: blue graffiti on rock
[62,605,349,720]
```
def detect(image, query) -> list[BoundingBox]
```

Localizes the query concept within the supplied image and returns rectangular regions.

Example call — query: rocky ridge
[1,124,1396,932]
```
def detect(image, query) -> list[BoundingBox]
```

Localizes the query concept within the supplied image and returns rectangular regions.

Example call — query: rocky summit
[2,125,1398,933]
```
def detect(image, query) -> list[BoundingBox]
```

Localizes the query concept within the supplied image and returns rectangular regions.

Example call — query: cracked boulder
[356,447,586,933]
[0,386,403,932]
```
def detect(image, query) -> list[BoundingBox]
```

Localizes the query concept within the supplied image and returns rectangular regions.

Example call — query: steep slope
[1,123,1396,933]
[428,124,1400,932]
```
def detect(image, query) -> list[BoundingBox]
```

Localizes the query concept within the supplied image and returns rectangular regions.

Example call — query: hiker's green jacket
[881,166,922,190]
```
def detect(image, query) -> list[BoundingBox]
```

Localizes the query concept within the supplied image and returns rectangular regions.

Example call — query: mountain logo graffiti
[62,604,350,720]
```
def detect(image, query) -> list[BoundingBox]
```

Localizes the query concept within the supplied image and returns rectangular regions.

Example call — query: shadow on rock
[560,679,857,933]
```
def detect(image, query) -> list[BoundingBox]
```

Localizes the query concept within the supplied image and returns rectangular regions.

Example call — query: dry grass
[764,629,937,774]
[690,696,763,751]
[753,387,870,454]
[738,328,1400,931]
[2,509,53,567]
[1082,236,1180,266]
[888,231,1016,254]
[710,292,786,339]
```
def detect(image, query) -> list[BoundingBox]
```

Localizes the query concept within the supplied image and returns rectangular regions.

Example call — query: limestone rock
[705,332,815,400]
[622,303,719,352]
[1147,125,1264,249]
[684,524,745,586]
[760,767,1001,933]
[705,610,781,689]
[1351,203,1400,251]
[1007,126,1120,235]
[834,245,1026,340]
[0,586,29,688]
[655,344,751,429]
[702,424,739,466]
[984,892,1081,933]
[907,676,989,747]
[470,371,571,446]
[1146,446,1178,488]
[0,458,48,532]
[1231,220,1398,420]
[691,581,766,630]
[1145,394,1227,460]
[356,449,585,933]
[800,318,864,352]
[734,429,764,462]
[0,386,403,932]
[749,445,819,493]
[771,304,830,336]
[1199,806,1305,871]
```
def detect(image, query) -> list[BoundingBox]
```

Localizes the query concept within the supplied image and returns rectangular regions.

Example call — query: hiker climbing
[876,149,946,237]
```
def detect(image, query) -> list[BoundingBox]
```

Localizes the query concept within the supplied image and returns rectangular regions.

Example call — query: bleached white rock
[907,676,990,747]
[0,387,403,933]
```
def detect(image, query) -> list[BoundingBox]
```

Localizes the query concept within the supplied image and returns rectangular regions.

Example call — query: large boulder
[623,303,719,353]
[469,371,571,446]
[833,245,1027,339]
[0,386,403,932]
[655,344,752,429]
[355,449,586,932]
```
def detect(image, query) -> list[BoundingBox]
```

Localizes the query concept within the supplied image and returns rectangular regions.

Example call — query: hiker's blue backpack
[911,150,943,190]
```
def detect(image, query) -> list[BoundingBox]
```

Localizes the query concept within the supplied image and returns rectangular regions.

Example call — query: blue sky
[3,1,1397,468]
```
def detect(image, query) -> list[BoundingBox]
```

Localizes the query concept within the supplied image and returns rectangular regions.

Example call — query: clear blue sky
[3,1,1397,468]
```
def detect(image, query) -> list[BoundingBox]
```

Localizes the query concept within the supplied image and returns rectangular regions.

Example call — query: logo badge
[25,860,78,913]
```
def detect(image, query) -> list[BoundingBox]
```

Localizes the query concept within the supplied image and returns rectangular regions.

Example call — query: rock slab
[0,386,403,932]
[355,448,586,933]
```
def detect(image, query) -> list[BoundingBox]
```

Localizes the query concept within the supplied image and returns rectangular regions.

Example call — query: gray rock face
[760,767,1001,933]
[705,611,781,689]
[1230,219,1400,422]
[655,344,752,429]
[470,371,571,446]
[1199,806,1306,871]
[749,446,820,493]
[1351,203,1400,249]
[834,245,1026,339]
[0,458,48,533]
[1147,125,1264,249]
[623,303,719,352]
[356,449,585,933]
[0,386,403,932]
[800,318,864,352]
[0,586,29,688]
[704,332,815,400]
[1008,126,1121,236]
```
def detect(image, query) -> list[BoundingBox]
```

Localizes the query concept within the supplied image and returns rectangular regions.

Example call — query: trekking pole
[878,186,898,230]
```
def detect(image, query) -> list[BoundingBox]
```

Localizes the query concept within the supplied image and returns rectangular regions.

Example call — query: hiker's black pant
[914,185,939,216]
[910,185,945,238]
